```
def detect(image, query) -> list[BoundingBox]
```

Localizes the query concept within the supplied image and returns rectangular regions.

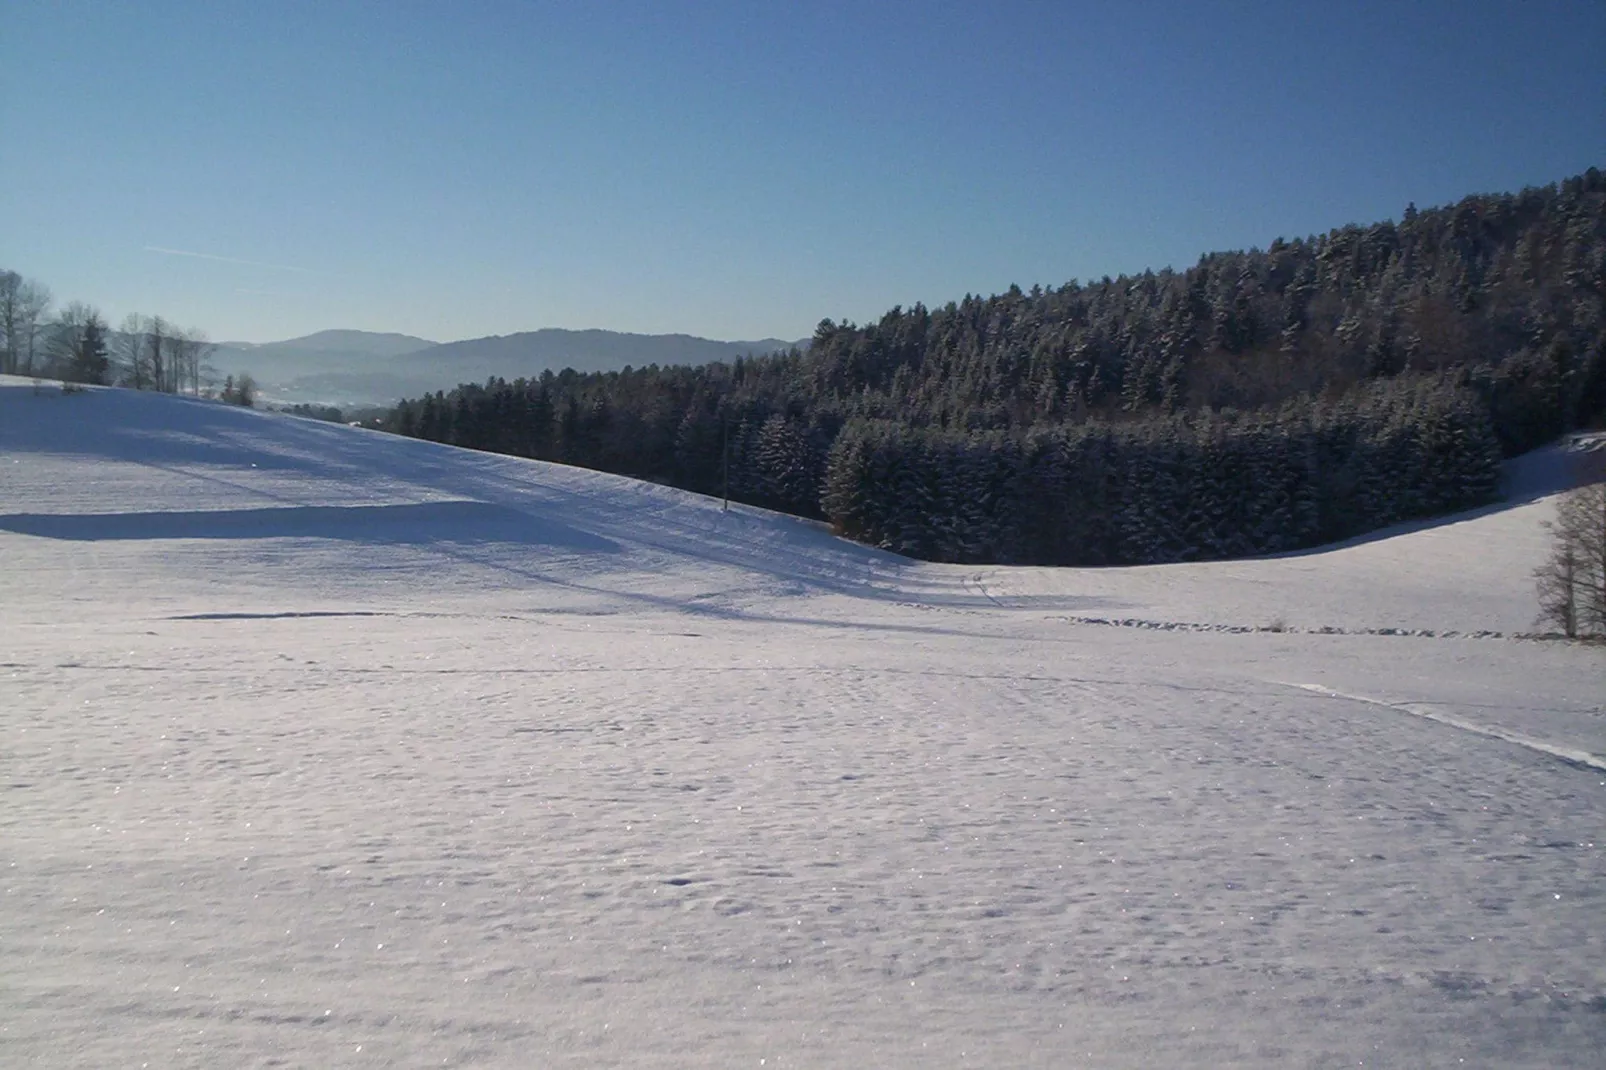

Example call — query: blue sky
[4,1,1602,344]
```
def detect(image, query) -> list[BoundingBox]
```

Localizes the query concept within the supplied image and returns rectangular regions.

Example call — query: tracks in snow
[1291,682,1606,773]
[967,573,1524,641]
[1058,615,1514,640]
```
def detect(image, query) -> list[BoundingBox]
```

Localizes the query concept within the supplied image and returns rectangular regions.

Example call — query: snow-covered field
[3,377,1602,1068]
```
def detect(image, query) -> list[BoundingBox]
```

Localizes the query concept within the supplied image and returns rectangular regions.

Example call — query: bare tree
[146,315,170,392]
[0,270,20,374]
[169,326,217,395]
[1535,445,1606,638]
[114,313,148,388]
[46,301,98,379]
[0,271,52,376]
[171,325,195,394]
[1535,535,1582,637]
[16,278,52,376]
[1562,484,1606,634]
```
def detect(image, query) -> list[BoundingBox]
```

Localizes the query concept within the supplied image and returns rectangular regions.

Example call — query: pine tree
[67,313,110,385]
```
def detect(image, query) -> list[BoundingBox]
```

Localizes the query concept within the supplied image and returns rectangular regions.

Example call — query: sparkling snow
[2,379,1602,1067]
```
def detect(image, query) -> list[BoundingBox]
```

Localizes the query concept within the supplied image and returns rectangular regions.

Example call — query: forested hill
[382,168,1606,565]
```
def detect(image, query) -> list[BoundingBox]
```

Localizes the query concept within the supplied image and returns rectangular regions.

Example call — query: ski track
[3,382,1605,1068]
[1290,683,1606,774]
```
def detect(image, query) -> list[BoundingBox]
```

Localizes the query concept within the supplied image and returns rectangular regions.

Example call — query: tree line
[0,269,220,394]
[379,169,1605,565]
[821,380,1500,564]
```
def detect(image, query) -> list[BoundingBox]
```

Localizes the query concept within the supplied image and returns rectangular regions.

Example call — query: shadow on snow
[0,500,619,552]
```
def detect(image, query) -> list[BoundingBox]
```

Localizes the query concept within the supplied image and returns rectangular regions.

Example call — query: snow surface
[2,377,1603,1068]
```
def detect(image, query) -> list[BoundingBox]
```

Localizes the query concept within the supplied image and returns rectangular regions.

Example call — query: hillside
[2,378,1602,1068]
[384,169,1606,566]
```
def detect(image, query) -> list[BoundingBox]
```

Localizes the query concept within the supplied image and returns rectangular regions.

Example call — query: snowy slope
[2,378,1603,1068]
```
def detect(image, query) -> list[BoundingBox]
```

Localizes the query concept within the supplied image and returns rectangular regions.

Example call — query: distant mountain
[210,329,440,401]
[212,327,803,406]
[221,330,439,359]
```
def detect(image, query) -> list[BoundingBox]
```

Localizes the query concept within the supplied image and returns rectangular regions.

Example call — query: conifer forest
[382,170,1606,565]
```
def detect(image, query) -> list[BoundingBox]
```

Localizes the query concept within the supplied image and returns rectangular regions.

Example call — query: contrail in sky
[144,246,319,274]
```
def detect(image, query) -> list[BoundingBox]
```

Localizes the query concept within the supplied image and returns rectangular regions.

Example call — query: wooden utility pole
[721,411,730,513]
